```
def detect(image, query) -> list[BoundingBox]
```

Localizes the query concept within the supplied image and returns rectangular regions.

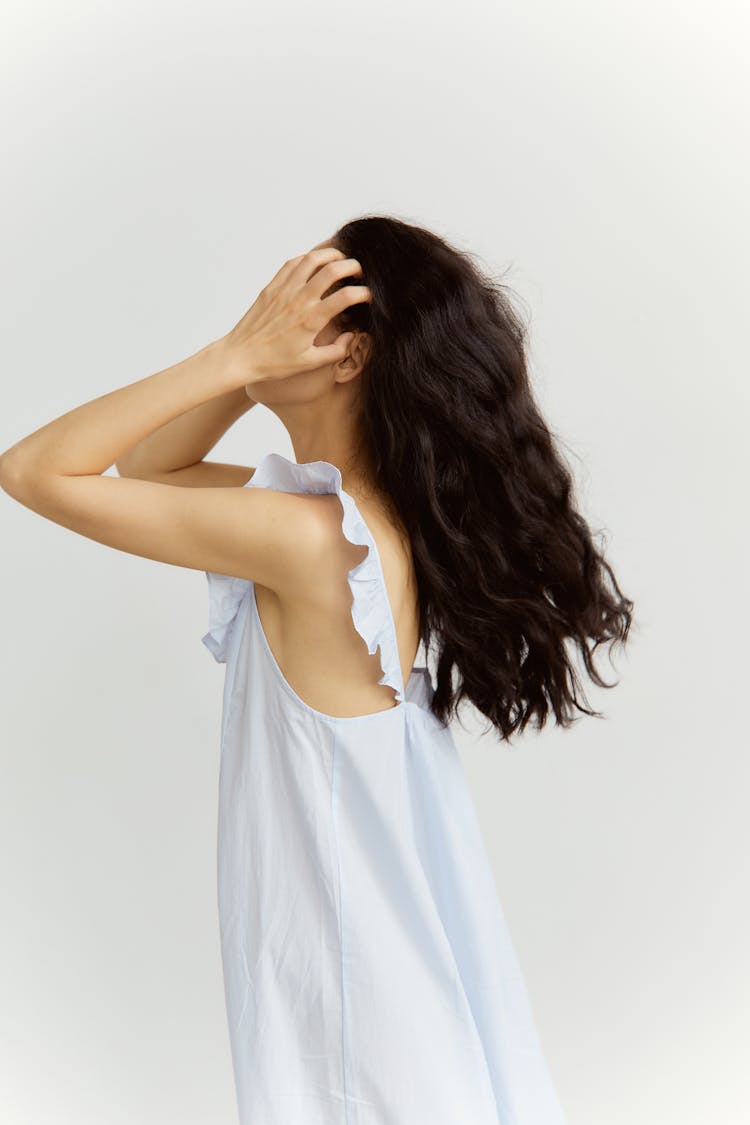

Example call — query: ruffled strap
[201,452,406,704]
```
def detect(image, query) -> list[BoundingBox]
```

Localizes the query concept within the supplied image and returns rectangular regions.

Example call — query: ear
[336,332,371,384]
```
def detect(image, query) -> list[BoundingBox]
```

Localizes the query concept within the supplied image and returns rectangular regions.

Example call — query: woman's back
[252,469,422,719]
[202,452,569,1125]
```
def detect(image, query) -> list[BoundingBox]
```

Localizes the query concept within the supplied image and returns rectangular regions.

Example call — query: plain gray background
[1,1,748,1122]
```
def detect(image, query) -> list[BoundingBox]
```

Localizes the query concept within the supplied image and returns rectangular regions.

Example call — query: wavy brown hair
[327,213,634,743]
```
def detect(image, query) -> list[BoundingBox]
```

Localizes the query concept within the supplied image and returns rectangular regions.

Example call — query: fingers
[318,284,372,322]
[303,335,355,368]
[287,246,349,291]
[262,248,372,352]
[264,246,345,296]
[306,255,365,301]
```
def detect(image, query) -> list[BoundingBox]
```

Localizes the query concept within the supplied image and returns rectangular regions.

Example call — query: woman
[1,214,633,1124]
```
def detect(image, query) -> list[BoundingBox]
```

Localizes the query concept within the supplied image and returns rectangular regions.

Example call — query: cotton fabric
[202,452,568,1125]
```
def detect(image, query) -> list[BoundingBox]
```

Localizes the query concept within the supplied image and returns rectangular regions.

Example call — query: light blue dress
[202,452,568,1125]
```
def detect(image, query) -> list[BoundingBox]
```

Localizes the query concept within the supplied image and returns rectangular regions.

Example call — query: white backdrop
[1,2,748,1123]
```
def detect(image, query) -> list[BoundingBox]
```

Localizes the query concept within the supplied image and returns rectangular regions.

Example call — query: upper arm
[7,469,338,594]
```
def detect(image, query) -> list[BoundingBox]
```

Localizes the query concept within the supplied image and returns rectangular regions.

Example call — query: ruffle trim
[201,453,406,704]
[201,572,251,663]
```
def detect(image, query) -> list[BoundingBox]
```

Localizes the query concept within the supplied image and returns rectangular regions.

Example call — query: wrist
[211,333,259,392]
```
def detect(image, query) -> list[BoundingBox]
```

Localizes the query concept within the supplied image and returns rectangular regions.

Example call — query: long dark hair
[327,214,635,743]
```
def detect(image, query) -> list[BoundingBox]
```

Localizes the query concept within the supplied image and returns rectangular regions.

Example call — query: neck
[277,410,380,502]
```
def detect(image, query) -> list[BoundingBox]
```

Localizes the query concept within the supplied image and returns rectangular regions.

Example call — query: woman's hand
[219,246,372,387]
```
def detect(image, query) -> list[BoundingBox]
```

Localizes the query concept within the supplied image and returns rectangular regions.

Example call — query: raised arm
[0,246,372,591]
[115,384,258,489]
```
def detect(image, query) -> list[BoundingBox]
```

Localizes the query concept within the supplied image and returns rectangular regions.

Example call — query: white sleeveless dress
[202,452,568,1125]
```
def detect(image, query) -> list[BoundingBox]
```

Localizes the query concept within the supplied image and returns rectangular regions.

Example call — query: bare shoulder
[196,485,369,604]
[202,486,366,595]
[290,491,369,598]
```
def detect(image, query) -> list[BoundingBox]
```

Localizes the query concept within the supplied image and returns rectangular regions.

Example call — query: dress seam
[331,730,352,1124]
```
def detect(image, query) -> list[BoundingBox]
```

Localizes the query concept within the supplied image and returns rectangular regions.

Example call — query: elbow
[0,450,32,499]
[0,450,53,503]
